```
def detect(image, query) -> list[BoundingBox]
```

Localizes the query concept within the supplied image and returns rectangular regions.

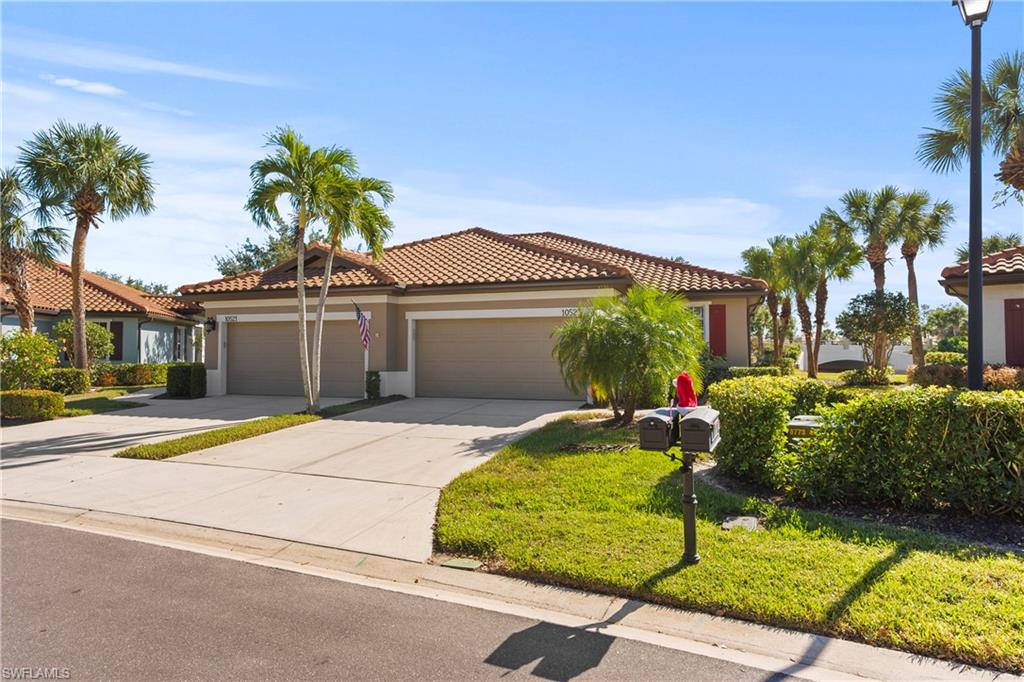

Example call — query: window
[173,327,183,361]
[689,304,709,341]
[94,321,123,361]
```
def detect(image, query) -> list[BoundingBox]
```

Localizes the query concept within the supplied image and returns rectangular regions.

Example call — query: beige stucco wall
[983,282,1024,364]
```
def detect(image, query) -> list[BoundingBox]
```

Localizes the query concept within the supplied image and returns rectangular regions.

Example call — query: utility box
[638,411,674,451]
[679,406,721,453]
[787,415,823,438]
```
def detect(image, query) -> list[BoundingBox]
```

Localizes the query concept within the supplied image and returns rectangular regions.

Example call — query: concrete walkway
[1,397,578,561]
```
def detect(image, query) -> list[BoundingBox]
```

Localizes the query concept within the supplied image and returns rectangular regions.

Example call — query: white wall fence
[798,343,914,373]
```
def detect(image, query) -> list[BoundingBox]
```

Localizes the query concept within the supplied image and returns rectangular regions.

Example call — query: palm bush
[552,286,705,424]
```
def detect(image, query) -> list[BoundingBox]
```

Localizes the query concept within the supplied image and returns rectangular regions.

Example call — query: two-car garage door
[227,321,364,397]
[415,318,577,400]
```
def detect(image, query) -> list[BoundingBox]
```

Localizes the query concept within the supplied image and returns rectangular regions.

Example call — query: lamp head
[954,0,992,25]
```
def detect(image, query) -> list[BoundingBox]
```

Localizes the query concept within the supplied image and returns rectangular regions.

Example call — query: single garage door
[415,318,577,400]
[227,321,364,397]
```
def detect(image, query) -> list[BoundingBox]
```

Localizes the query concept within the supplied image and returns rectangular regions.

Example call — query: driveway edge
[0,499,1006,682]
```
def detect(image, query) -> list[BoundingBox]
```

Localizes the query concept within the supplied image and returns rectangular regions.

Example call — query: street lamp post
[954,0,993,390]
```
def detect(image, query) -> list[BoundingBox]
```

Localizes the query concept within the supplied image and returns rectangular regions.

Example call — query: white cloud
[41,74,124,97]
[6,25,279,87]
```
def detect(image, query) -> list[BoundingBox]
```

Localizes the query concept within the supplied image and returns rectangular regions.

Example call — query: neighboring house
[939,246,1024,366]
[798,343,913,373]
[179,228,767,400]
[1,259,204,364]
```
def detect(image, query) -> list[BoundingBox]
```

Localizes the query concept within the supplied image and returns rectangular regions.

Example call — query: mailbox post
[638,406,720,565]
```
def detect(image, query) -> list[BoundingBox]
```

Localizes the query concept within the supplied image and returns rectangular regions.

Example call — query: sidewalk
[2,500,1009,682]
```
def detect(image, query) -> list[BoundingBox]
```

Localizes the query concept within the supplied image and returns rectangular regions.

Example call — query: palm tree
[740,245,784,364]
[896,191,955,366]
[310,174,394,411]
[775,235,820,377]
[246,127,356,413]
[954,232,1022,262]
[18,122,153,369]
[1,168,68,331]
[767,235,794,363]
[918,51,1022,204]
[807,215,862,373]
[825,187,902,292]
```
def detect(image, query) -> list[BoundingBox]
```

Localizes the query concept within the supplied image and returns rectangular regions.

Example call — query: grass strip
[61,387,149,417]
[114,396,404,460]
[435,417,1024,673]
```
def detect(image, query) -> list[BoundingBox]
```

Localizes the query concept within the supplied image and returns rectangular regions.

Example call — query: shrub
[113,363,153,386]
[42,368,89,395]
[366,370,381,400]
[729,366,782,378]
[52,319,114,367]
[702,353,731,389]
[984,365,1024,391]
[796,388,1024,520]
[150,363,171,384]
[91,363,118,386]
[937,335,969,354]
[907,363,966,387]
[836,290,915,370]
[707,377,793,486]
[925,351,968,366]
[166,362,205,398]
[0,331,58,389]
[838,366,893,387]
[0,389,64,420]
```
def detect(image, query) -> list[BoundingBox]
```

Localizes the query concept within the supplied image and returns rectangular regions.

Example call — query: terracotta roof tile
[941,246,1024,279]
[1,259,199,321]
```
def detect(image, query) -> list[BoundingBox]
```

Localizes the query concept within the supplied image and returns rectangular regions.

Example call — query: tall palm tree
[767,235,794,363]
[918,51,1022,204]
[310,174,394,411]
[740,245,781,363]
[954,231,1022,262]
[896,191,955,366]
[246,127,356,413]
[775,235,820,377]
[18,122,153,369]
[807,215,862,373]
[1,168,68,331]
[825,187,901,292]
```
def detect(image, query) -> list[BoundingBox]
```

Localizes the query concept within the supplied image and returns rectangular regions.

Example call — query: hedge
[937,335,968,354]
[908,363,966,387]
[166,362,206,398]
[985,366,1024,391]
[41,368,90,395]
[925,351,968,366]
[729,366,783,378]
[838,366,893,386]
[1,389,64,420]
[707,376,1024,520]
[91,362,173,387]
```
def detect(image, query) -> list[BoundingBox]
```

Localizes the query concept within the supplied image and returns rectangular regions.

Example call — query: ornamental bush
[42,368,90,394]
[0,331,59,389]
[0,389,64,420]
[166,362,206,398]
[925,351,968,366]
[729,366,783,378]
[937,335,969,354]
[984,365,1024,391]
[52,319,113,367]
[907,363,966,387]
[113,363,153,386]
[838,366,893,387]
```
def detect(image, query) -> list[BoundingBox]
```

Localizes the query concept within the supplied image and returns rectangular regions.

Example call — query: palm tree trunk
[796,296,815,378]
[905,252,925,366]
[2,251,34,332]
[778,297,792,364]
[70,219,90,370]
[294,215,314,414]
[767,291,780,364]
[310,246,336,412]
[812,278,828,376]
[867,245,887,370]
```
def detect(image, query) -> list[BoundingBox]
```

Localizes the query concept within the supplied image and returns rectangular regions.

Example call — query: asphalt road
[1,520,801,681]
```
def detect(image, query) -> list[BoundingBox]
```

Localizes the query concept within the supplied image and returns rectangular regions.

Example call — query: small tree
[52,319,113,367]
[835,291,915,370]
[0,331,59,389]
[553,286,706,424]
[923,303,967,342]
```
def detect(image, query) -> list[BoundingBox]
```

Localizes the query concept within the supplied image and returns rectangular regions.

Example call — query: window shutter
[110,321,124,361]
[709,305,727,357]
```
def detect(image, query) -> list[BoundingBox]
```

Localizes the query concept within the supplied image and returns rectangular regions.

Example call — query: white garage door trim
[405,308,574,398]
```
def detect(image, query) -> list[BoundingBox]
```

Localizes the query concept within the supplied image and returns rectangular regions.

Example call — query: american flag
[354,303,370,350]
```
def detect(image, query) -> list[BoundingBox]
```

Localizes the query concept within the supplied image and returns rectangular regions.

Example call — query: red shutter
[109,321,124,361]
[709,304,727,357]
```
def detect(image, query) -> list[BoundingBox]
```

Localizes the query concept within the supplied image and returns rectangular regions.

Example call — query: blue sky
[2,1,1022,320]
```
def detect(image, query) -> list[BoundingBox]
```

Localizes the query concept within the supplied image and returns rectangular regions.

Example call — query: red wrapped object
[675,372,697,408]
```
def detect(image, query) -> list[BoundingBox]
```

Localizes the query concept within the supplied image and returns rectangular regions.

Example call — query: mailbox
[639,410,674,451]
[679,406,720,453]
[787,415,823,438]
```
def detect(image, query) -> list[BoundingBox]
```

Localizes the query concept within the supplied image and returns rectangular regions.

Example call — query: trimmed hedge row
[707,376,1024,520]
[908,364,1024,390]
[729,366,783,378]
[42,368,90,395]
[166,363,206,398]
[1,389,64,420]
[925,351,968,366]
[91,362,174,387]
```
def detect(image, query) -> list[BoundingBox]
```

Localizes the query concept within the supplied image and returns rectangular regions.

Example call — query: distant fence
[798,343,913,373]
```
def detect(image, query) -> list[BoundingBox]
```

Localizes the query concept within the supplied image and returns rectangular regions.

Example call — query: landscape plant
[835,291,915,371]
[18,122,154,370]
[0,389,64,420]
[0,331,58,389]
[41,367,90,394]
[953,231,1022,261]
[52,319,113,368]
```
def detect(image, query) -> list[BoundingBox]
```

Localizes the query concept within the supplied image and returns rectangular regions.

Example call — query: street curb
[1,499,1012,682]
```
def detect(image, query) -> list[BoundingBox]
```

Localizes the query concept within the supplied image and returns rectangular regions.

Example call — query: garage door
[227,321,364,397]
[415,318,577,400]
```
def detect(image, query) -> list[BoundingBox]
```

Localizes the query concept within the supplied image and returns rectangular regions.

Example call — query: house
[939,246,1024,366]
[178,228,767,399]
[1,259,204,363]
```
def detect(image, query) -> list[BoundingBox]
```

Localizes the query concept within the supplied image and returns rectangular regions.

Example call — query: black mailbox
[679,406,720,453]
[639,410,674,451]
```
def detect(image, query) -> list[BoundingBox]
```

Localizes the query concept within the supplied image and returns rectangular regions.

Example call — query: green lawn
[436,417,1024,672]
[114,396,403,460]
[793,370,907,384]
[62,386,149,417]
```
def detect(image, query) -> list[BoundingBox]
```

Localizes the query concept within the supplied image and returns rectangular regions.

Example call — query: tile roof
[940,246,1024,279]
[178,227,765,296]
[1,259,200,321]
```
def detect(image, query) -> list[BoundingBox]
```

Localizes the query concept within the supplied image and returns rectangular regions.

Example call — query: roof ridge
[177,270,261,294]
[380,226,482,252]
[477,229,634,280]
[514,231,767,289]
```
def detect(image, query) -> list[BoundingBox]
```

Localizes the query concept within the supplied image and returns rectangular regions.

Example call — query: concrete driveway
[1,397,578,561]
